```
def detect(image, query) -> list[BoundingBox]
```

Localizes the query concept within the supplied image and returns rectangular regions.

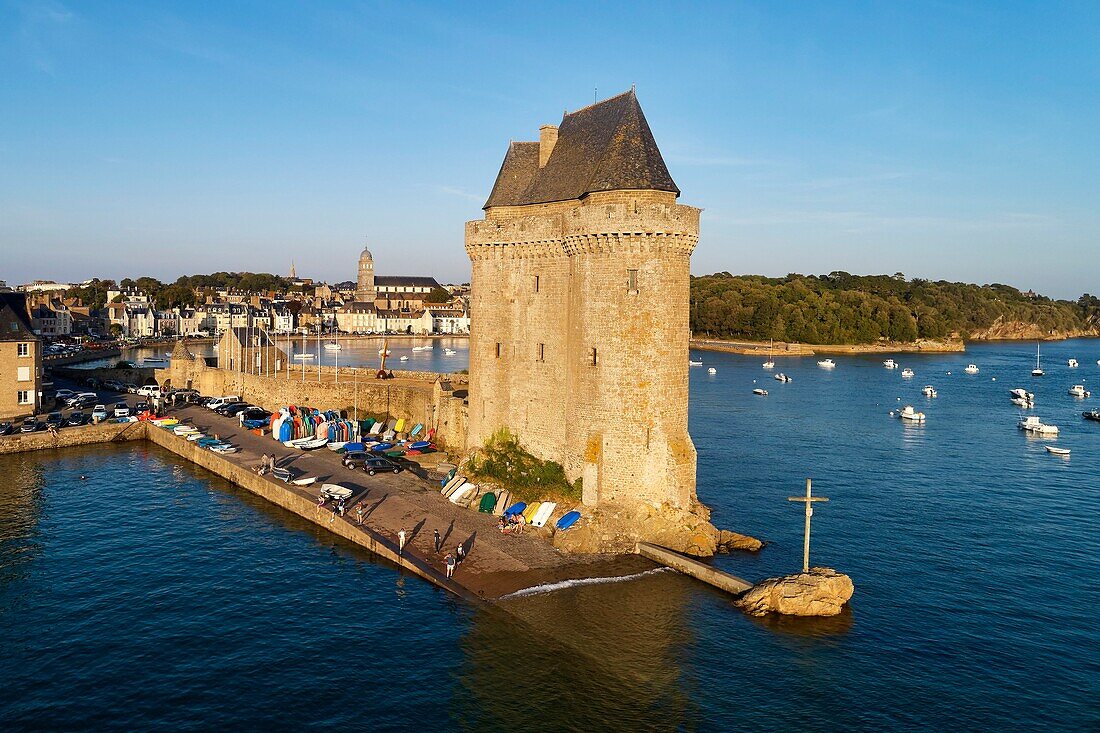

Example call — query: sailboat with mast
[1032,342,1044,377]
[762,339,775,370]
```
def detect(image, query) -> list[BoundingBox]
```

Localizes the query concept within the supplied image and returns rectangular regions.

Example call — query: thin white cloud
[435,185,484,203]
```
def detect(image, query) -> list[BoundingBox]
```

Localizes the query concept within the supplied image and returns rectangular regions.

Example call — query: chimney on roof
[539,124,558,168]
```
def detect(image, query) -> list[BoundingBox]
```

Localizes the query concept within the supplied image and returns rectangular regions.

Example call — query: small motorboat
[320,484,354,500]
[762,360,775,370]
[327,441,348,451]
[1009,388,1035,402]
[443,348,457,355]
[922,385,937,397]
[1082,410,1100,422]
[291,477,317,486]
[707,367,717,375]
[774,373,792,383]
[964,364,979,374]
[208,444,239,454]
[1011,397,1034,408]
[901,368,915,378]
[883,359,898,369]
[1018,416,1058,435]
[753,388,768,396]
[1068,385,1091,398]
[284,436,328,450]
[1045,446,1071,456]
[378,349,392,356]
[896,405,926,423]
[400,355,409,361]
[293,353,315,360]
[323,342,341,351]
[689,360,703,366]
[817,359,836,369]
[1068,358,1078,368]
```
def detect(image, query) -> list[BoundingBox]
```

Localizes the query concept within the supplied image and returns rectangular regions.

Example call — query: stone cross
[788,478,829,573]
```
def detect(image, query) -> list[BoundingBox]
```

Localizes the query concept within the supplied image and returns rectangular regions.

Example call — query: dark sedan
[46,412,65,430]
[240,407,272,421]
[0,422,12,436]
[20,418,44,433]
[67,412,88,426]
[215,402,251,417]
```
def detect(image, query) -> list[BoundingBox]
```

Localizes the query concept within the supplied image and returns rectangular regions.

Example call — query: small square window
[17,366,30,382]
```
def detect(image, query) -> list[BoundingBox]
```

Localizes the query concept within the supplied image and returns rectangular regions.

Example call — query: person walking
[456,544,466,563]
[433,529,442,553]
[398,529,407,555]
[444,553,456,579]
[355,502,365,526]
[238,411,246,427]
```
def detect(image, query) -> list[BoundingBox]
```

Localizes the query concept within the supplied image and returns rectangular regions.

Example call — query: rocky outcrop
[551,501,729,557]
[735,567,854,617]
[716,529,764,552]
[967,317,1100,341]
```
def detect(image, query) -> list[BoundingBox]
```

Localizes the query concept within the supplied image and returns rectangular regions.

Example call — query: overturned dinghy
[320,484,354,500]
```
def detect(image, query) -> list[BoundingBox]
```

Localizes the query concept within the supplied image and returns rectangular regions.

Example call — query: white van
[206,395,241,411]
[136,385,162,398]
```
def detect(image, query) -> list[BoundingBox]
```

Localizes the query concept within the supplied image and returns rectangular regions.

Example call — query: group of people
[498,512,526,535]
[256,453,279,475]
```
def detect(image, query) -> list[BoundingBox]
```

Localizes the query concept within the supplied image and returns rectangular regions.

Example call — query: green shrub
[465,428,581,503]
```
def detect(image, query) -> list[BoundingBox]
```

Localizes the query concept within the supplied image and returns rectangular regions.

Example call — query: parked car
[136,385,161,398]
[0,422,12,436]
[54,389,76,401]
[341,451,372,469]
[21,417,44,433]
[114,405,131,418]
[91,405,108,421]
[67,412,87,426]
[72,395,98,409]
[46,412,65,430]
[218,402,254,417]
[207,396,242,411]
[125,384,140,394]
[362,456,403,476]
[134,401,150,413]
[103,380,123,392]
[240,407,272,422]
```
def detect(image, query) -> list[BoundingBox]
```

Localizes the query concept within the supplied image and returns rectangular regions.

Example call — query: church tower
[356,242,376,302]
[466,90,700,511]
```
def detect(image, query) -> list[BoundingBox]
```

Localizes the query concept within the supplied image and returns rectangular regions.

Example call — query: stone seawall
[0,421,146,455]
[43,348,121,367]
[144,425,478,602]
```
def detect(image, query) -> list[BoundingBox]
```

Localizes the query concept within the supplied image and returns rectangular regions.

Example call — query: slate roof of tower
[484,90,679,209]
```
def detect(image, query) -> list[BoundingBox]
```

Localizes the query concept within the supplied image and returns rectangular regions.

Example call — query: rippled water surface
[4,340,1099,730]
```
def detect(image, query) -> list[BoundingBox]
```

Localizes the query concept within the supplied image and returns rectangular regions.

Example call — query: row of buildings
[15,261,470,339]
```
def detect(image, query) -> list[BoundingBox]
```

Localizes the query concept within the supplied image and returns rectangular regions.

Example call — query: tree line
[690,272,1100,344]
[65,272,302,311]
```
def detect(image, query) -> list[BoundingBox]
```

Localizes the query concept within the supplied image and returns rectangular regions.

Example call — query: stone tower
[356,242,376,302]
[465,90,700,511]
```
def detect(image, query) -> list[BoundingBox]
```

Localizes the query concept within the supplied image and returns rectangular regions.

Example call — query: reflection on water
[455,572,699,732]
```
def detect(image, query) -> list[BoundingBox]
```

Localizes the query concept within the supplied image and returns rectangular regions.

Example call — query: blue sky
[1,1,1097,298]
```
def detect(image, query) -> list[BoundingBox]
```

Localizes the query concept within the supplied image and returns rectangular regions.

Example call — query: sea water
[2,340,1098,730]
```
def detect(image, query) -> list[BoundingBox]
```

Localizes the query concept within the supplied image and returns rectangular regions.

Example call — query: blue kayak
[555,511,581,531]
[504,502,527,518]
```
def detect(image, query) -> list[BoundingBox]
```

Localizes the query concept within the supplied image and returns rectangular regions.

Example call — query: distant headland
[690,272,1100,348]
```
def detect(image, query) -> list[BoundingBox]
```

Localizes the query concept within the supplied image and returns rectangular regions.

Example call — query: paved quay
[157,404,651,600]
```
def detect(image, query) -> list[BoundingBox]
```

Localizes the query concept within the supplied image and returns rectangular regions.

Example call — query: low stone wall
[144,425,477,602]
[162,361,470,449]
[43,348,121,367]
[51,366,158,386]
[0,420,146,455]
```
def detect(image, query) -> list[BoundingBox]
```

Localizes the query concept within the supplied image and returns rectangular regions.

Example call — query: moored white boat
[707,367,717,375]
[1018,415,1058,435]
[1068,358,1078,368]
[291,476,318,486]
[817,359,836,369]
[774,373,792,382]
[896,405,926,423]
[753,388,768,396]
[1068,384,1091,398]
[964,364,979,374]
[883,359,898,369]
[443,348,457,355]
[922,385,937,397]
[901,368,914,378]
[1045,446,1071,456]
[323,342,341,351]
[689,360,703,367]
[400,355,409,361]
[1032,343,1044,376]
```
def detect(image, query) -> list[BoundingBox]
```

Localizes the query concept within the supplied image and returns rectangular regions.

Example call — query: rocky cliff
[967,316,1100,341]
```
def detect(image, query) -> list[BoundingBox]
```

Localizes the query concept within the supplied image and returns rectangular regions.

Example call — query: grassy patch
[465,428,581,503]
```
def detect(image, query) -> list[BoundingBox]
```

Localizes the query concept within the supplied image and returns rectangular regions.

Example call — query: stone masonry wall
[466,190,700,509]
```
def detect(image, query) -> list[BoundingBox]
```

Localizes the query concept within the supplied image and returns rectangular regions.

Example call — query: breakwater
[0,420,145,455]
